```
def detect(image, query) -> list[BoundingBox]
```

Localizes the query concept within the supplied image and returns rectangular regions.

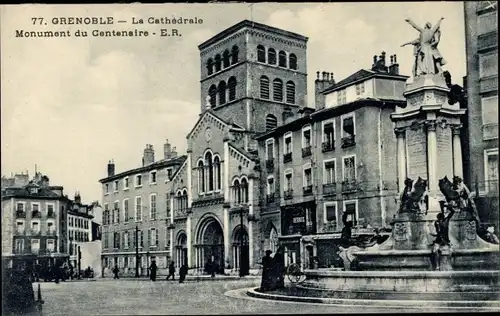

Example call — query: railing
[322,222,337,233]
[284,190,293,200]
[323,183,337,196]
[303,185,313,196]
[32,211,42,219]
[302,146,312,157]
[342,180,358,193]
[14,230,25,236]
[46,230,57,236]
[322,141,334,153]
[16,211,26,219]
[266,193,275,204]
[283,152,292,163]
[31,230,42,236]
[341,135,356,148]
[265,159,274,172]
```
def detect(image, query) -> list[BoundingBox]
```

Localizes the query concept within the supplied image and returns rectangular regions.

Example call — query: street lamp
[77,246,81,279]
[135,225,139,277]
[239,206,245,278]
[146,251,150,277]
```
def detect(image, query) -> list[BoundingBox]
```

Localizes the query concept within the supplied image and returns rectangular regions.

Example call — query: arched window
[214,54,221,72]
[231,45,239,64]
[209,85,217,108]
[228,77,237,101]
[214,156,221,190]
[218,81,227,105]
[257,45,266,62]
[207,58,214,75]
[176,191,182,211]
[268,48,276,65]
[289,53,297,70]
[260,76,270,99]
[233,179,241,204]
[278,51,287,67]
[223,50,230,68]
[266,114,278,131]
[241,178,249,203]
[286,81,296,104]
[182,189,188,211]
[273,78,283,102]
[198,160,205,193]
[205,152,214,192]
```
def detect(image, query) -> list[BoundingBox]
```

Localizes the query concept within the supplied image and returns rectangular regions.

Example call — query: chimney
[388,54,400,75]
[380,51,386,67]
[142,144,155,166]
[372,55,378,69]
[107,160,115,177]
[330,73,335,83]
[171,146,178,158]
[40,175,50,187]
[315,70,335,110]
[164,139,172,160]
[75,192,81,204]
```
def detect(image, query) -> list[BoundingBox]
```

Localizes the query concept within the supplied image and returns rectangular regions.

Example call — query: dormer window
[337,89,347,105]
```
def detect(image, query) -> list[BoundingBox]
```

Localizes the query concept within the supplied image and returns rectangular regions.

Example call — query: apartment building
[67,193,94,270]
[464,1,499,228]
[257,52,408,268]
[99,140,185,276]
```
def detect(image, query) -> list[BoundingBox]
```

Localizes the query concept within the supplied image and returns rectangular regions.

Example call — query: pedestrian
[179,264,188,283]
[166,261,175,281]
[210,256,216,278]
[112,265,120,279]
[149,260,157,282]
[260,250,273,292]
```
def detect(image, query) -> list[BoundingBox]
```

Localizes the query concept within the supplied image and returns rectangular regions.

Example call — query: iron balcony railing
[284,189,293,200]
[303,185,313,196]
[266,193,275,204]
[265,159,274,172]
[341,135,356,148]
[341,180,359,193]
[302,146,312,158]
[322,141,335,153]
[283,152,292,163]
[323,183,337,196]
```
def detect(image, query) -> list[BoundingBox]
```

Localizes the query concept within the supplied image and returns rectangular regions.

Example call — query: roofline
[1,194,66,201]
[321,72,410,95]
[99,156,187,183]
[228,143,257,162]
[67,210,94,219]
[256,115,312,140]
[198,20,308,51]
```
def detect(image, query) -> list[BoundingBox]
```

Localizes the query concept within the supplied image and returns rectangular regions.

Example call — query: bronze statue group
[259,246,286,292]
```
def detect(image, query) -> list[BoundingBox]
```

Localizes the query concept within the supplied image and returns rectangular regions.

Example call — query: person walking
[179,264,188,283]
[259,250,273,292]
[166,261,175,281]
[112,265,120,279]
[149,260,157,282]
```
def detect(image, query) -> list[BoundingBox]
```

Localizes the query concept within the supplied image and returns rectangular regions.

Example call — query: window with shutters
[209,85,217,107]
[286,81,295,104]
[114,201,119,223]
[289,53,297,70]
[218,81,227,105]
[268,48,276,64]
[481,96,499,140]
[124,177,129,190]
[273,79,283,102]
[150,194,157,220]
[284,169,293,192]
[343,155,356,182]
[324,202,338,225]
[140,230,144,248]
[267,176,275,195]
[166,193,171,218]
[284,132,293,155]
[341,113,356,147]
[124,231,129,249]
[257,45,266,62]
[114,232,120,249]
[278,51,287,67]
[228,77,236,101]
[337,89,347,105]
[260,76,270,99]
[135,196,142,222]
[223,49,230,68]
[343,200,358,226]
[485,149,499,193]
[303,164,312,188]
[150,228,157,247]
[123,199,129,222]
[265,114,277,131]
[324,159,336,184]
[266,139,274,160]
[479,52,498,78]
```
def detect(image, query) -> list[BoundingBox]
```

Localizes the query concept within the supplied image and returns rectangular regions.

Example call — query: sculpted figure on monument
[399,178,414,213]
[438,176,481,226]
[443,71,467,105]
[430,208,455,270]
[401,17,446,77]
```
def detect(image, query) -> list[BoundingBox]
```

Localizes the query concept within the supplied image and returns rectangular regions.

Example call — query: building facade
[257,52,408,269]
[99,141,186,276]
[1,174,69,271]
[66,193,94,270]
[464,1,498,228]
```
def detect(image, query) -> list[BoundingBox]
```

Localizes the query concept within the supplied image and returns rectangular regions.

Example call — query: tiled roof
[321,69,408,94]
[1,186,64,200]
[99,155,186,183]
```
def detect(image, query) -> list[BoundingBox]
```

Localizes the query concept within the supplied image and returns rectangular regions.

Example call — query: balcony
[16,211,26,219]
[283,152,292,163]
[342,180,359,193]
[483,123,499,140]
[266,193,275,204]
[303,185,313,196]
[480,76,498,94]
[47,211,55,219]
[31,230,41,236]
[322,222,337,233]
[46,230,57,236]
[265,159,274,172]
[323,183,337,196]
[284,189,293,200]
[32,211,41,219]
[478,31,497,52]
[341,135,356,148]
[302,146,312,158]
[14,230,26,236]
[322,141,335,153]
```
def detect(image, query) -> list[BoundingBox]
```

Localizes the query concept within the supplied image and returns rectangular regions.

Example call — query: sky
[1,2,466,202]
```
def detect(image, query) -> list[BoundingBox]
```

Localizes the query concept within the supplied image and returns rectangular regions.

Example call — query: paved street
[34,278,494,315]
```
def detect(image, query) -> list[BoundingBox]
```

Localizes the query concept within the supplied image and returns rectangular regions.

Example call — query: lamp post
[77,246,81,280]
[239,206,244,278]
[135,225,139,277]
[146,251,150,277]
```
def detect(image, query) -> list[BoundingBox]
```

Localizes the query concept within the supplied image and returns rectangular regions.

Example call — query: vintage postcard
[1,2,499,315]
